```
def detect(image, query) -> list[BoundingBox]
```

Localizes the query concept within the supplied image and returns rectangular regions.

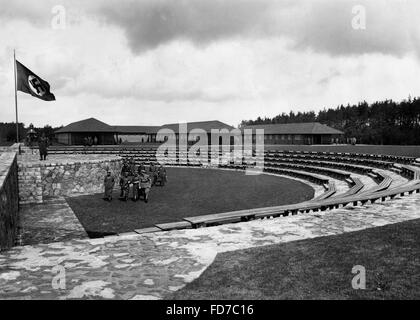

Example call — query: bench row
[124,164,412,233]
[268,150,415,164]
[180,179,420,228]
[44,146,416,164]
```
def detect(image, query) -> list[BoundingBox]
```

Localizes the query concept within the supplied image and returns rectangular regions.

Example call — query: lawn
[66,167,313,237]
[169,218,420,300]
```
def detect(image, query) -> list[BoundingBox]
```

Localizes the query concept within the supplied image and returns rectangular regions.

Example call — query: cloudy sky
[0,0,419,128]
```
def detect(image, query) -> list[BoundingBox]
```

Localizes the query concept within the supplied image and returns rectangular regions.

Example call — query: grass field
[66,167,313,237]
[169,218,420,300]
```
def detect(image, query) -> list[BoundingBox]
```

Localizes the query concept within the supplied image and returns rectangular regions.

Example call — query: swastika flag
[16,60,56,101]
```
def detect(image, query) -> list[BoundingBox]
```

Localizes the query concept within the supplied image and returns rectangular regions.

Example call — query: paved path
[20,198,88,245]
[1,193,419,300]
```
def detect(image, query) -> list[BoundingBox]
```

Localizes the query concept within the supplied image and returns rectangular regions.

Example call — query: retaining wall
[18,156,122,204]
[0,152,19,250]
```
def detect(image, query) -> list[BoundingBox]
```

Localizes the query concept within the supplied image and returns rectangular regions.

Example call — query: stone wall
[0,152,19,251]
[18,156,122,204]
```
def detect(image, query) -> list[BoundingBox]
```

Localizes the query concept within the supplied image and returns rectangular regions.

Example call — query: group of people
[103,158,167,203]
[83,136,98,146]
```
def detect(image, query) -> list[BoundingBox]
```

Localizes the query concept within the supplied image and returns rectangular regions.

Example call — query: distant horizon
[3,94,418,129]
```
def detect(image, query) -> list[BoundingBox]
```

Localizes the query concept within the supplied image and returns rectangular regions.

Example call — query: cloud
[2,0,420,58]
[0,1,50,25]
[290,0,420,58]
[94,0,420,58]
[96,0,279,52]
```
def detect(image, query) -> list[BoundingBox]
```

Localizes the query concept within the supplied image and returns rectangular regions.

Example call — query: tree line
[240,97,420,145]
[0,123,62,144]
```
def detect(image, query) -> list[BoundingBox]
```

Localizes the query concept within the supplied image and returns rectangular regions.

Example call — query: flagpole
[13,49,19,143]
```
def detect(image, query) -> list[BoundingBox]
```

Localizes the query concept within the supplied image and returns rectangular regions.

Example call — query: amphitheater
[0,143,420,299]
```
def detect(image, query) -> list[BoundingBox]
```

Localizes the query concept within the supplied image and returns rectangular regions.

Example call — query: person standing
[149,162,158,186]
[138,162,146,175]
[132,173,140,201]
[103,170,115,201]
[139,170,152,203]
[121,159,130,176]
[119,171,131,201]
[157,165,167,186]
[129,158,137,177]
[38,133,49,161]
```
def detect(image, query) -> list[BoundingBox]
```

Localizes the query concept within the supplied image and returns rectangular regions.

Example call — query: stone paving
[0,192,419,300]
[20,198,88,246]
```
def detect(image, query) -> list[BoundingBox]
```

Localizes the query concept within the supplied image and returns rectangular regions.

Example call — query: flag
[16,60,55,101]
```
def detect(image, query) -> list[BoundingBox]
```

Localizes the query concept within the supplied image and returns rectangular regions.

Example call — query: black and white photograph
[0,0,419,307]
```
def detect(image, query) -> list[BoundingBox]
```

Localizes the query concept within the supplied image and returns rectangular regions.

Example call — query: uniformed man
[129,158,137,177]
[149,162,158,186]
[38,133,49,161]
[138,162,146,175]
[131,172,140,201]
[139,170,152,203]
[121,159,130,176]
[103,170,115,201]
[119,171,131,201]
[157,164,167,186]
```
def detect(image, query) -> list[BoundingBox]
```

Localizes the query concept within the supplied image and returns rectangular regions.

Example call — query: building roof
[160,120,235,133]
[113,126,161,134]
[55,118,115,133]
[243,122,344,135]
[55,118,235,135]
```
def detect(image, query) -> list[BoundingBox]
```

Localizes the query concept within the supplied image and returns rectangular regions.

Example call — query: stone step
[134,227,161,234]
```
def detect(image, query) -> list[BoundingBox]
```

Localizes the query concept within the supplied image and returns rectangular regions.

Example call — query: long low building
[55,118,343,145]
[55,118,235,145]
[243,122,344,145]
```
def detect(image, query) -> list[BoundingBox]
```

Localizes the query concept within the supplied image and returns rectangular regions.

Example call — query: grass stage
[66,167,313,237]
